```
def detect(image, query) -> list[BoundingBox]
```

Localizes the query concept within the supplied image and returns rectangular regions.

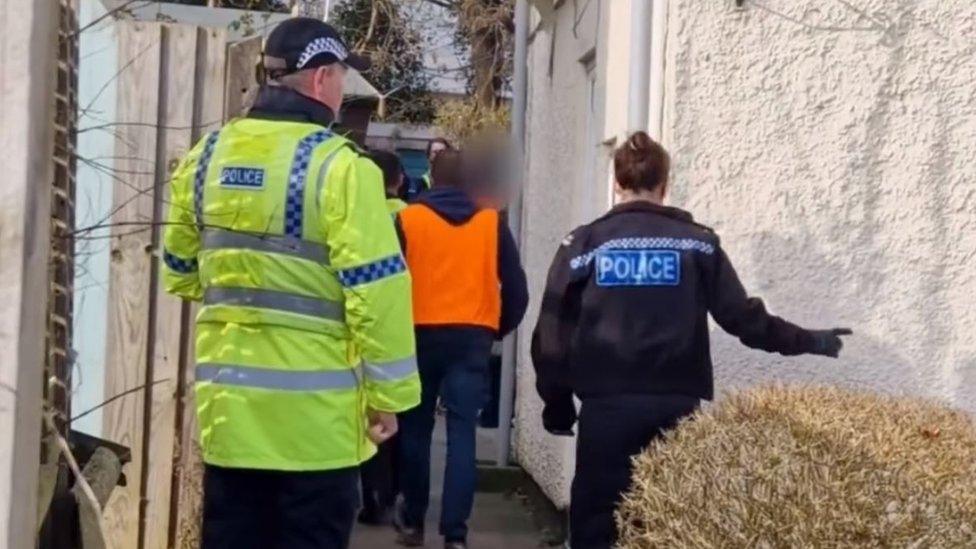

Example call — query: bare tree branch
[70,378,171,423]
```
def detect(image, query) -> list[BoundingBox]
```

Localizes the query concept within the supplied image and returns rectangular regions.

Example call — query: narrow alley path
[350,421,543,549]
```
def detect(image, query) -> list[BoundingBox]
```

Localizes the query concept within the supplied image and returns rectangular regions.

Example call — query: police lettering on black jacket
[531,201,819,433]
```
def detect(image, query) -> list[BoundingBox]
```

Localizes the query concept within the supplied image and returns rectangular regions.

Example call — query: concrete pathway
[350,421,543,549]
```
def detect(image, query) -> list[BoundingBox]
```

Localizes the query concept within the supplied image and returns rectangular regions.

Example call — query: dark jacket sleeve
[530,238,583,433]
[394,214,407,253]
[497,220,529,338]
[704,239,815,355]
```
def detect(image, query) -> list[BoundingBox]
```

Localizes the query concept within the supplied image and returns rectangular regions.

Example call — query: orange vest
[399,204,501,330]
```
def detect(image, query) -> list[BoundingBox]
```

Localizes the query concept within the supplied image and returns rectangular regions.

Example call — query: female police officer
[531,131,851,548]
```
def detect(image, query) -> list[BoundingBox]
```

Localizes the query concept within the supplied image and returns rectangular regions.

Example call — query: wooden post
[0,0,59,547]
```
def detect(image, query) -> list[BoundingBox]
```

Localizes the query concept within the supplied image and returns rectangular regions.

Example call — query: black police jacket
[530,200,818,432]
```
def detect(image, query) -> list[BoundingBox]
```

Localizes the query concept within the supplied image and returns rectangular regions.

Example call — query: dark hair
[613,131,670,193]
[430,149,463,188]
[426,137,453,157]
[369,150,403,193]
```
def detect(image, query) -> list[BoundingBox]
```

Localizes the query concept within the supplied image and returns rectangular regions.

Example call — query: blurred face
[428,142,448,163]
[311,63,347,114]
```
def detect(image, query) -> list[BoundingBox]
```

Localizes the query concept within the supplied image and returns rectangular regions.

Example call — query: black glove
[808,328,852,358]
[547,429,575,437]
[542,399,577,435]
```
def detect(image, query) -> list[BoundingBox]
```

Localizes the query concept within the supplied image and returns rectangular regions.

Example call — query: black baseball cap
[263,18,370,77]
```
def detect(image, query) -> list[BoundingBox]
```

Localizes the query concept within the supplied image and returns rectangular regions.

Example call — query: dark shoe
[395,527,424,547]
[444,542,468,549]
[393,501,424,547]
[357,504,392,526]
[359,490,393,525]
[358,491,379,525]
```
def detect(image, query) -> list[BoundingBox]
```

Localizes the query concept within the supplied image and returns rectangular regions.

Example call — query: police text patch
[220,167,266,189]
[596,249,680,287]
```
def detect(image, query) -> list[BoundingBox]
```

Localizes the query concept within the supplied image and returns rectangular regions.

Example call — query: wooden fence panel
[224,35,262,120]
[144,24,198,549]
[171,26,228,549]
[99,21,228,549]
[102,21,162,549]
[196,27,228,136]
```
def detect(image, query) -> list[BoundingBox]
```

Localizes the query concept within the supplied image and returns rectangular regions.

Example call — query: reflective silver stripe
[196,363,359,391]
[202,229,329,264]
[362,356,418,382]
[204,287,345,322]
[315,147,344,212]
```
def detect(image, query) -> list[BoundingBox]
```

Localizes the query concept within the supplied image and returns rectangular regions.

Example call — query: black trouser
[360,436,400,516]
[202,465,360,549]
[570,394,699,549]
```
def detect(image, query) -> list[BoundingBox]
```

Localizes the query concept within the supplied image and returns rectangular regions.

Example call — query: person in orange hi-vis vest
[392,150,528,549]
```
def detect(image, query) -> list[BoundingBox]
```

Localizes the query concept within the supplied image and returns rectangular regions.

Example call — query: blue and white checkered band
[338,255,407,287]
[163,250,198,274]
[570,237,715,270]
[296,37,348,69]
[193,132,221,230]
[284,130,333,238]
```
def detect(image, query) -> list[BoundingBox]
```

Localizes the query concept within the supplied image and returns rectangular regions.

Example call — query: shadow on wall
[711,228,935,402]
[955,359,976,413]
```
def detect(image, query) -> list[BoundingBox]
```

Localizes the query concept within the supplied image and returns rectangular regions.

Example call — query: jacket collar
[247,85,336,128]
[416,187,480,226]
[602,200,696,223]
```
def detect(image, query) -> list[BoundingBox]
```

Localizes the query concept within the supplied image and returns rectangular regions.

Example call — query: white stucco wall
[516,0,976,510]
[665,0,976,412]
[515,1,617,509]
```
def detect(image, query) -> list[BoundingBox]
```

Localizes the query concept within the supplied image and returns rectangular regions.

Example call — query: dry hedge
[615,385,976,549]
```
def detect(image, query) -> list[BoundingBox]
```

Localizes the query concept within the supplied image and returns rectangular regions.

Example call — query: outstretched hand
[809,328,853,358]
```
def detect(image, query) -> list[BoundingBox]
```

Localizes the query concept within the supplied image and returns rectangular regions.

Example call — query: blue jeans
[398,327,493,543]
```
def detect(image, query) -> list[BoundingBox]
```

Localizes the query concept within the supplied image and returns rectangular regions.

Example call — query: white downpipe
[627,0,654,133]
[496,0,530,467]
[648,0,668,140]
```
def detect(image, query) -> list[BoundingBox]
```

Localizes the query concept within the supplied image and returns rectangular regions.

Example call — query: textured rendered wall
[515,2,612,508]
[665,0,976,412]
[517,0,976,511]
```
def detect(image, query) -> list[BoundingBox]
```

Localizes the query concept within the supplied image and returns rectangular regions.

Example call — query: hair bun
[627,131,654,152]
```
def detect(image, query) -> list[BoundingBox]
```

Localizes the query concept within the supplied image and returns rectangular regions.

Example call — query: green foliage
[331,0,435,123]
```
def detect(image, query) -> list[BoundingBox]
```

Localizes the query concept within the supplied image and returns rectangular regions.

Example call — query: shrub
[616,385,976,548]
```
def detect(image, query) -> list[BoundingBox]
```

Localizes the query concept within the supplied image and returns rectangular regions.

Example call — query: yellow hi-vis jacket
[162,117,420,471]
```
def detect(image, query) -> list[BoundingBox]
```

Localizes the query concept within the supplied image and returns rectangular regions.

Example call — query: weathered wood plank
[143,23,198,549]
[223,35,262,120]
[172,26,227,549]
[197,27,229,135]
[101,21,162,549]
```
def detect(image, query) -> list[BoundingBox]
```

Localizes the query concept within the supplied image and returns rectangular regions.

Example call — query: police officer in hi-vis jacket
[532,131,852,548]
[162,18,420,549]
